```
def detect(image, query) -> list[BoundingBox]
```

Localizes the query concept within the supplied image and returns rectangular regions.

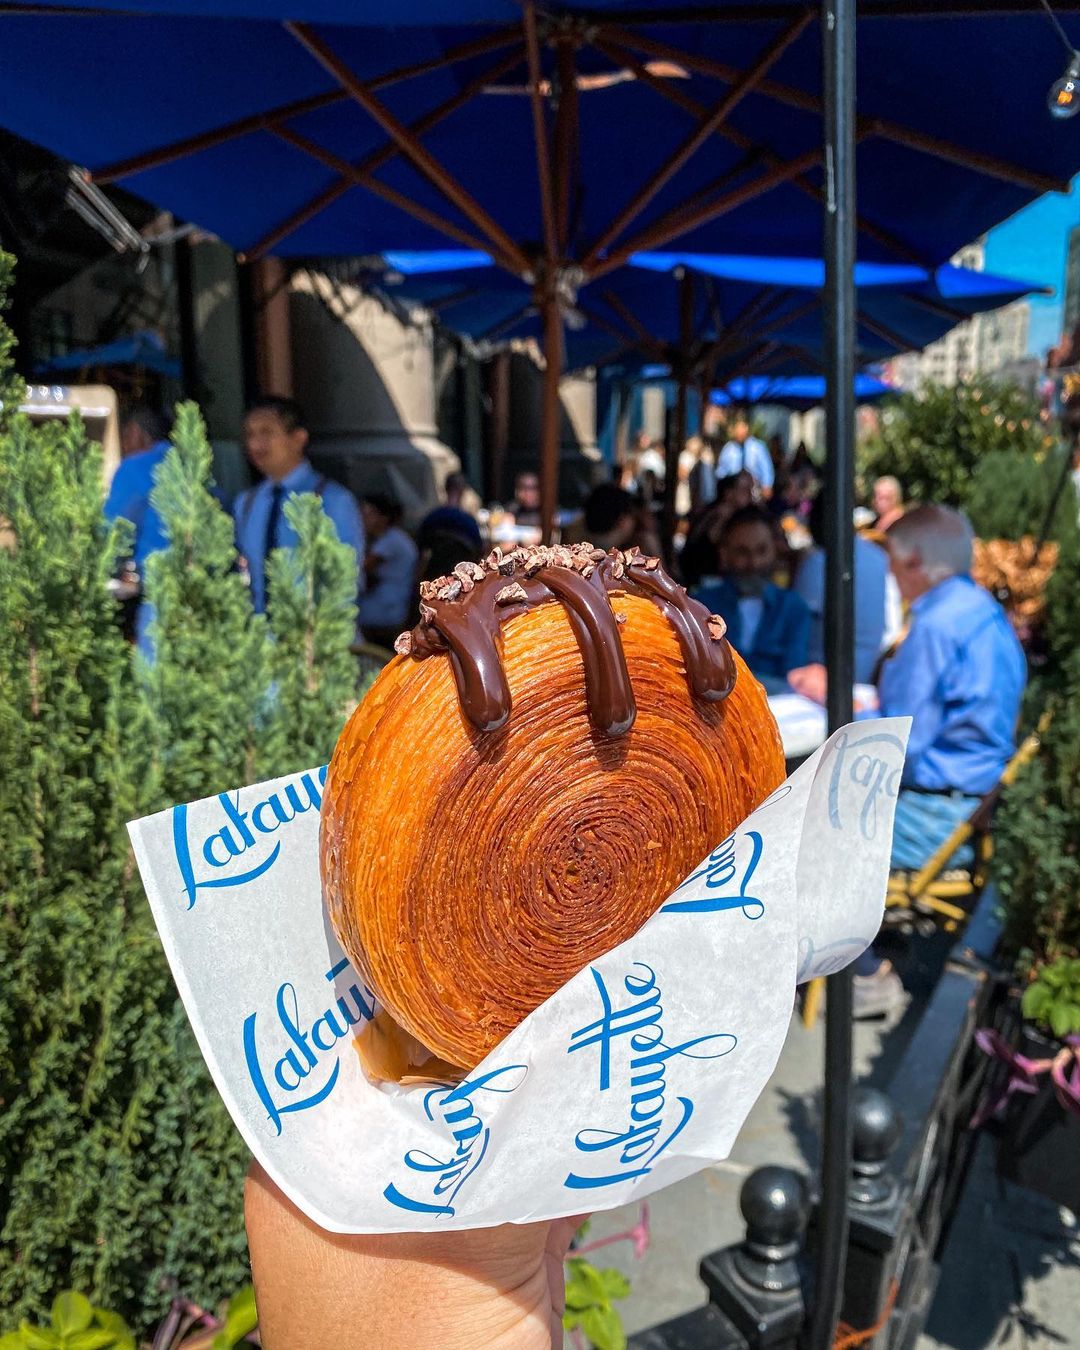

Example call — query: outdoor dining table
[769,685,880,766]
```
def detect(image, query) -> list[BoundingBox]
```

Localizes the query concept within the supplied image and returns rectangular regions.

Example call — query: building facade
[885,240,1031,391]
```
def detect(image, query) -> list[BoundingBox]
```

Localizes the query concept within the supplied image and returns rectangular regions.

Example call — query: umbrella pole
[812,1,857,1348]
[540,289,563,544]
[666,268,694,561]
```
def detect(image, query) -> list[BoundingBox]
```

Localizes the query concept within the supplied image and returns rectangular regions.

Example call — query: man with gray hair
[854,503,1027,1015]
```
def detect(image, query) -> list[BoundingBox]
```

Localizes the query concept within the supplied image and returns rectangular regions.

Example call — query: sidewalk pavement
[580,1001,895,1334]
[579,998,1080,1347]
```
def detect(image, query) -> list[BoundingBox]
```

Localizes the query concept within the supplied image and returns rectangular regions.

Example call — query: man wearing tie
[233,396,364,613]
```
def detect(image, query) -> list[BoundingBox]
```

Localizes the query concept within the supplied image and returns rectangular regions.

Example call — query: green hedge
[0,252,361,1324]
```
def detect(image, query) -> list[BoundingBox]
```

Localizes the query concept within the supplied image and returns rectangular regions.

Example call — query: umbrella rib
[260,127,493,258]
[703,289,795,376]
[582,12,812,269]
[478,302,535,343]
[710,293,826,371]
[425,286,484,314]
[903,291,972,325]
[598,290,656,346]
[246,46,523,260]
[576,302,665,357]
[856,308,916,352]
[92,27,519,185]
[731,337,825,378]
[590,147,823,281]
[715,338,778,380]
[715,286,793,348]
[597,32,926,267]
[751,293,823,342]
[523,1,558,267]
[286,20,531,276]
[617,29,1069,195]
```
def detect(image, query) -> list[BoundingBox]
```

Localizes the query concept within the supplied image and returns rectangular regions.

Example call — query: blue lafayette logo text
[659,831,765,919]
[564,963,735,1191]
[172,765,328,909]
[244,957,375,1136]
[383,1064,527,1218]
[826,729,905,840]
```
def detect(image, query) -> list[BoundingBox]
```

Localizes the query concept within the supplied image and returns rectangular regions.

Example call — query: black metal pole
[174,233,200,403]
[810,1,856,1348]
[1033,432,1077,554]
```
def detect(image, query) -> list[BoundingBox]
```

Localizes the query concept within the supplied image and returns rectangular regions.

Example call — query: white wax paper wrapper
[129,717,909,1233]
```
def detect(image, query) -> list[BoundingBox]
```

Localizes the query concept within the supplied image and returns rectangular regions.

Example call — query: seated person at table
[793,491,890,684]
[583,481,663,557]
[508,471,542,527]
[418,471,483,558]
[679,470,755,589]
[880,505,1026,866]
[857,505,1026,1015]
[358,494,418,647]
[873,474,905,532]
[693,506,810,693]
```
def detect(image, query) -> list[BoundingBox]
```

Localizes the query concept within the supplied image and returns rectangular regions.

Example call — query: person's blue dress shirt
[794,537,888,683]
[233,460,365,613]
[716,436,775,489]
[103,440,172,566]
[693,578,811,686]
[878,573,1026,795]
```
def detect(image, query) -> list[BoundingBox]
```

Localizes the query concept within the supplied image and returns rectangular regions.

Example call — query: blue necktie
[264,483,285,567]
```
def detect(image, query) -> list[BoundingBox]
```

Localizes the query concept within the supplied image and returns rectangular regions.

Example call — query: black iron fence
[628,885,1005,1350]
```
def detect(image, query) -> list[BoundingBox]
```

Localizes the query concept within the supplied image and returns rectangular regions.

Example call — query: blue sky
[984,175,1080,356]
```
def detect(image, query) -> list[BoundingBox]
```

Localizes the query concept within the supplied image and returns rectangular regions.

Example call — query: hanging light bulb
[1048,53,1080,118]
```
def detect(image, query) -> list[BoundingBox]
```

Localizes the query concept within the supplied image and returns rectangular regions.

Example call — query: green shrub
[859,380,1050,510]
[965,444,1078,544]
[995,512,1080,966]
[0,249,361,1323]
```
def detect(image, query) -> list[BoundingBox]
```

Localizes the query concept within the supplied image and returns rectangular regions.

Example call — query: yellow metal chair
[882,724,1043,930]
[800,722,1044,1030]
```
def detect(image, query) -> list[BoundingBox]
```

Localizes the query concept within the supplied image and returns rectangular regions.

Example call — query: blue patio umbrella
[711,372,894,409]
[34,330,181,378]
[371,247,1036,469]
[2,3,1077,268]
[2,1,1079,543]
[370,249,1043,376]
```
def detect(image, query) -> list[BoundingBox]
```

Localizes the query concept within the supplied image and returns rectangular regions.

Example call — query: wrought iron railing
[628,885,1004,1350]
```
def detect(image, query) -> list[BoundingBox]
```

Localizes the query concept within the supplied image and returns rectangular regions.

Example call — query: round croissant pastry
[321,543,784,1069]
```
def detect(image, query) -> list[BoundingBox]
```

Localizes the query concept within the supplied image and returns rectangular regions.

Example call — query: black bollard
[699,1166,809,1350]
[850,1087,903,1208]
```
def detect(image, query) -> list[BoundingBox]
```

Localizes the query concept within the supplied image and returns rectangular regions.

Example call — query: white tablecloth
[768,687,879,760]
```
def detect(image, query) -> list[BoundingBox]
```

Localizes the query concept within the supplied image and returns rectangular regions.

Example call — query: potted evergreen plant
[981,430,1080,1213]
[990,958,1080,1214]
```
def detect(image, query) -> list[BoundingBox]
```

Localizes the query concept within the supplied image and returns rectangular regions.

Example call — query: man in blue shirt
[716,417,775,492]
[233,396,364,614]
[104,406,172,569]
[855,504,1026,1015]
[882,504,1026,833]
[104,406,173,651]
[693,506,810,693]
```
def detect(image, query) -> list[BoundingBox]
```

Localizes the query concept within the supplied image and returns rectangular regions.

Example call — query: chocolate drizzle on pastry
[394,543,736,736]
